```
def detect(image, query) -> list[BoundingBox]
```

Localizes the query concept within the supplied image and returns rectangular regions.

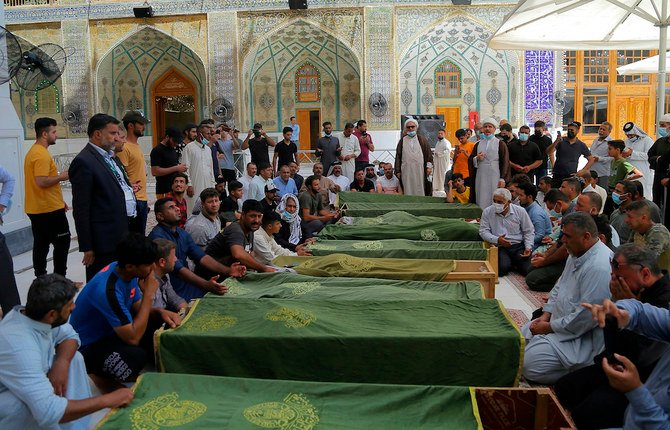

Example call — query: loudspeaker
[401,115,445,148]
[288,0,308,9]
[133,6,154,18]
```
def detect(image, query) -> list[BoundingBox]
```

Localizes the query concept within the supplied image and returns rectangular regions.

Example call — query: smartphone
[604,314,622,366]
[557,130,562,137]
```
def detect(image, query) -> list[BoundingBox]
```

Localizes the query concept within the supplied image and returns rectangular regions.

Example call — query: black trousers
[499,243,531,276]
[0,231,20,315]
[28,208,71,277]
[554,364,627,430]
[85,251,116,282]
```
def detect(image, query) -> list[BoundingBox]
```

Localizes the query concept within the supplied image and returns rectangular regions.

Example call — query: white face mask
[492,202,506,214]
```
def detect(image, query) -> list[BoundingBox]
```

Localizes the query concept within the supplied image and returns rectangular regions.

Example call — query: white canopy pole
[658,0,668,126]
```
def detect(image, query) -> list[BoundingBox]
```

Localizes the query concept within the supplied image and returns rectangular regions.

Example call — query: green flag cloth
[319,216,481,241]
[157,297,523,387]
[307,238,489,260]
[215,272,483,300]
[339,191,447,205]
[95,372,482,429]
[345,210,454,225]
[342,202,482,218]
[272,253,455,281]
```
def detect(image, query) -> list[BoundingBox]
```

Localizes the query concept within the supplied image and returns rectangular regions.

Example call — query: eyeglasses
[611,259,644,270]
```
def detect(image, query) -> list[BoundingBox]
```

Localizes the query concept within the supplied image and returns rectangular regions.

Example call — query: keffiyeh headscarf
[623,122,650,138]
[277,193,302,245]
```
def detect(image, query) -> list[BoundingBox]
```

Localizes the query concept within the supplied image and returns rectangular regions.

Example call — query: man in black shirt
[508,125,543,176]
[220,180,243,224]
[150,127,187,198]
[261,183,279,213]
[273,127,299,174]
[205,199,276,272]
[350,168,376,193]
[529,120,552,184]
[242,122,275,167]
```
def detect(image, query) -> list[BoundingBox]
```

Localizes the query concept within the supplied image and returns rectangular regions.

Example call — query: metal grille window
[583,50,609,83]
[295,64,320,102]
[617,50,652,83]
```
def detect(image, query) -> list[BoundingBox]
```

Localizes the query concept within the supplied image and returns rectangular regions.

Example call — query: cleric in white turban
[394,118,433,196]
[467,117,510,209]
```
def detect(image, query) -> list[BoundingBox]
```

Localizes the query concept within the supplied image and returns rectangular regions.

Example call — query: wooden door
[296,109,311,151]
[613,96,651,140]
[150,68,197,147]
[436,106,461,146]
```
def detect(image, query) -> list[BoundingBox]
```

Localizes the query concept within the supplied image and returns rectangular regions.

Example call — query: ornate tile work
[364,6,394,128]
[61,19,91,135]
[524,50,554,110]
[208,11,239,124]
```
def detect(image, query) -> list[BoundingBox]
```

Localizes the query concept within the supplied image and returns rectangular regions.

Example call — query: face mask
[612,192,625,206]
[502,134,511,141]
[378,168,384,176]
[282,210,292,219]
[479,132,486,140]
[485,134,494,140]
[519,133,529,141]
[549,209,561,219]
[492,203,505,214]
[534,130,542,137]
[660,128,669,138]
[628,136,639,142]
[324,133,332,138]
[567,131,576,139]
[407,131,417,137]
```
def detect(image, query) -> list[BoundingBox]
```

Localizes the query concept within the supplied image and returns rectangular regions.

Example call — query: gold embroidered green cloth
[307,239,489,260]
[157,297,523,387]
[319,216,481,241]
[272,254,455,281]
[342,202,482,218]
[345,210,449,225]
[95,372,482,429]
[338,191,447,205]
[216,272,483,300]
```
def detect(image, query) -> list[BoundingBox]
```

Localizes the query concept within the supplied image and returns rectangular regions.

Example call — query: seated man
[445,173,470,204]
[479,188,534,276]
[536,175,552,208]
[522,212,612,384]
[185,188,221,251]
[583,170,607,213]
[148,198,245,301]
[248,162,274,202]
[350,168,376,193]
[0,274,133,429]
[253,211,311,265]
[556,243,670,429]
[220,180,243,224]
[70,234,182,389]
[152,238,187,313]
[299,175,338,239]
[584,297,670,429]
[205,199,277,273]
[625,200,670,272]
[516,182,552,249]
[273,164,298,198]
[326,161,350,207]
[299,162,340,208]
[611,180,653,243]
[167,173,189,228]
[559,176,581,211]
[376,162,402,194]
[260,183,279,213]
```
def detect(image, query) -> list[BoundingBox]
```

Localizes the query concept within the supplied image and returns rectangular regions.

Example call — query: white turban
[482,117,499,129]
[660,113,670,124]
[404,118,419,129]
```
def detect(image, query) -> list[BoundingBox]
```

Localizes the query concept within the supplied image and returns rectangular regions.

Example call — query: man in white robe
[181,125,215,210]
[623,122,654,198]
[432,128,452,194]
[469,117,511,209]
[521,212,612,384]
[327,162,350,207]
[394,118,433,196]
[338,122,360,181]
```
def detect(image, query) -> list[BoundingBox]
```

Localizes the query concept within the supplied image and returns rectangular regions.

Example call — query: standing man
[432,128,452,194]
[182,123,215,210]
[118,111,149,235]
[507,124,542,177]
[354,119,375,172]
[289,116,300,148]
[180,123,197,161]
[623,122,654,199]
[239,162,257,204]
[150,126,187,199]
[468,118,511,209]
[395,118,433,196]
[647,113,670,206]
[24,117,70,278]
[315,121,340,173]
[242,122,275,168]
[590,122,614,189]
[0,166,19,316]
[215,127,239,185]
[273,127,299,174]
[468,122,482,143]
[529,120,553,184]
[338,122,360,181]
[453,128,475,187]
[70,114,136,282]
[547,121,596,188]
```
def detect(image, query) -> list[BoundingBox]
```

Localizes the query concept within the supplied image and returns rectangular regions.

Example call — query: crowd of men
[3,110,670,429]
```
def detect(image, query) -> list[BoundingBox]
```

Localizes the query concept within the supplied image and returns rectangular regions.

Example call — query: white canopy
[617,51,670,75]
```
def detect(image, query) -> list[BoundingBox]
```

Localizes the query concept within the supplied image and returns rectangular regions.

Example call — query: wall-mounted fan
[61,103,85,134]
[210,97,234,123]
[368,92,388,118]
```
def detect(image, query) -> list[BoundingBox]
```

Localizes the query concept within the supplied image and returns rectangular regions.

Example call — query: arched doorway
[150,68,197,146]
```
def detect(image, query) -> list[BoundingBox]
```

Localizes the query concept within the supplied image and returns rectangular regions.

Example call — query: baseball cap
[264,183,278,193]
[122,110,149,125]
[165,126,184,144]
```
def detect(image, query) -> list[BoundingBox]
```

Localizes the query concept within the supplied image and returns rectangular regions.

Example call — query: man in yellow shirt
[445,172,471,204]
[23,118,70,277]
[117,111,149,235]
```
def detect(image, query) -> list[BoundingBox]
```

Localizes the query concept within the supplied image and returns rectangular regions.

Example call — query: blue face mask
[479,132,486,140]
[660,128,669,138]
[519,133,529,142]
[612,192,625,206]
[407,131,417,137]
[549,209,561,219]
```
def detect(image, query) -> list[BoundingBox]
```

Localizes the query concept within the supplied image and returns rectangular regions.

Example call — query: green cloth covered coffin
[217,272,483,300]
[319,216,481,241]
[307,238,489,260]
[95,372,482,430]
[342,202,482,218]
[344,210,457,225]
[338,191,447,205]
[157,297,523,387]
[272,253,455,281]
